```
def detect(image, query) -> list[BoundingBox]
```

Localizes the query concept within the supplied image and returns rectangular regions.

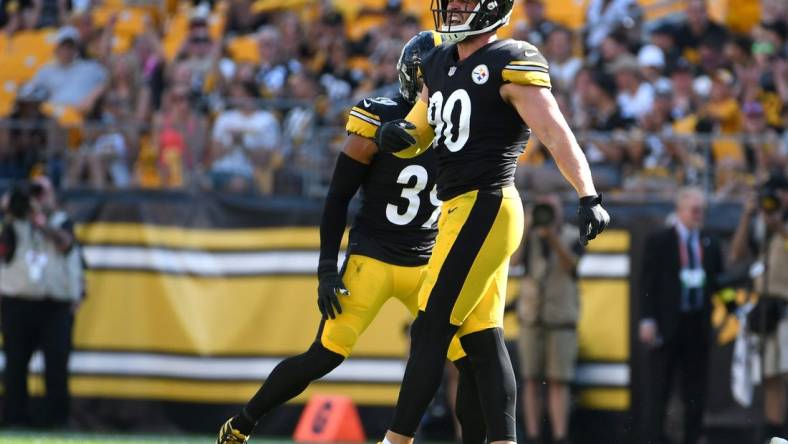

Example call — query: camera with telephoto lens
[531,203,555,227]
[5,185,32,220]
[757,173,787,215]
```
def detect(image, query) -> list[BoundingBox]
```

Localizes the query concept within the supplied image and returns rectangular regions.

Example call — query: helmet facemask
[397,57,423,104]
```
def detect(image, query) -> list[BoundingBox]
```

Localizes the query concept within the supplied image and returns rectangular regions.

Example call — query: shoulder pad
[501,40,551,88]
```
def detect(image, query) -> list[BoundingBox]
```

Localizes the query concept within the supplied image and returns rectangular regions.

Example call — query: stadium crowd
[0,0,786,198]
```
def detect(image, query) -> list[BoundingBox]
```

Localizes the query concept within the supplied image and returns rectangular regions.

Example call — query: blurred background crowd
[0,0,786,199]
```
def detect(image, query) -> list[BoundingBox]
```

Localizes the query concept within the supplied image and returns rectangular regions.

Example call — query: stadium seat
[227,35,260,64]
[544,0,588,30]
[0,51,48,84]
[9,28,56,62]
[251,0,316,14]
[92,6,151,38]
[639,0,686,24]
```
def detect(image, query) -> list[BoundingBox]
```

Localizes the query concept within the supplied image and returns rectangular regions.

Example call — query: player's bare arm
[502,82,610,243]
[501,83,596,198]
[342,134,378,165]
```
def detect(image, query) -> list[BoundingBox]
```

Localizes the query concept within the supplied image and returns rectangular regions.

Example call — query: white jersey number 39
[386,165,441,227]
[428,89,471,152]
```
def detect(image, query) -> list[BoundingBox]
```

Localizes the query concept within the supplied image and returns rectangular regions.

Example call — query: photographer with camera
[0,177,84,428]
[517,195,584,444]
[730,174,788,441]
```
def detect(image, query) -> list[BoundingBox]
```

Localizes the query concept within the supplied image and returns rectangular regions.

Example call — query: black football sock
[460,327,517,442]
[390,310,459,436]
[453,356,486,444]
[237,342,344,434]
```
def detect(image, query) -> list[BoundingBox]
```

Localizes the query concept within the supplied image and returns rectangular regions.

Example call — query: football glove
[374,119,416,153]
[317,271,348,319]
[577,194,610,246]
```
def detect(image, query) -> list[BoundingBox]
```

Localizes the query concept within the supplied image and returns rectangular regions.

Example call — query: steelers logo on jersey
[472,64,489,85]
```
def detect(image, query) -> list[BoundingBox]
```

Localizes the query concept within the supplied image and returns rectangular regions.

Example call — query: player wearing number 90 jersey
[374,2,609,444]
[215,31,486,444]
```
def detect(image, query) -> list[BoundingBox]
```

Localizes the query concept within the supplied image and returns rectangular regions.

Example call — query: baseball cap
[54,26,80,45]
[638,44,665,68]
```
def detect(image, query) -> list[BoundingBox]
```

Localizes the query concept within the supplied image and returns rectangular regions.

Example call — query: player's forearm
[394,99,435,159]
[318,153,367,274]
[543,130,597,198]
[318,197,350,274]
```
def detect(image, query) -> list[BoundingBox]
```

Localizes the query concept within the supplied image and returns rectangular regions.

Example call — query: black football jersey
[345,95,440,266]
[421,39,552,200]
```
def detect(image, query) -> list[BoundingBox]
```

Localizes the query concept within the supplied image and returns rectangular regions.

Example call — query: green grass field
[0,431,295,444]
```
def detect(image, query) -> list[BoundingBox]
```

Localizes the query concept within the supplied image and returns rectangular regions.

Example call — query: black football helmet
[431,0,514,42]
[397,31,441,104]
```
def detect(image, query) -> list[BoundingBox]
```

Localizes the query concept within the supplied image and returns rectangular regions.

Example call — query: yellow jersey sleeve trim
[502,69,552,88]
[346,114,379,139]
[394,99,435,159]
[350,106,381,122]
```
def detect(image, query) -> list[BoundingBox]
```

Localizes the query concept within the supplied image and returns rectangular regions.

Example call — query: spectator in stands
[581,72,635,164]
[648,24,681,74]
[639,187,723,444]
[633,89,687,188]
[31,0,71,28]
[66,93,132,189]
[669,59,699,121]
[673,0,728,65]
[358,38,401,97]
[225,0,267,36]
[598,29,631,73]
[319,40,362,101]
[637,44,668,88]
[585,0,639,50]
[0,85,52,185]
[132,31,166,115]
[741,101,783,179]
[71,10,109,61]
[610,54,655,120]
[274,11,304,65]
[0,177,84,428]
[209,81,281,193]
[544,27,581,92]
[25,26,108,115]
[701,69,742,135]
[521,0,558,48]
[256,25,304,99]
[1,0,37,33]
[177,12,220,97]
[517,195,583,444]
[153,85,209,188]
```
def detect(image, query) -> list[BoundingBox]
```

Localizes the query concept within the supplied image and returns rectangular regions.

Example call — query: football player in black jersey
[216,31,485,444]
[374,2,610,444]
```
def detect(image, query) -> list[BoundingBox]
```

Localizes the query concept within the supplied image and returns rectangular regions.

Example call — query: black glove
[577,194,610,246]
[317,271,348,319]
[374,119,416,153]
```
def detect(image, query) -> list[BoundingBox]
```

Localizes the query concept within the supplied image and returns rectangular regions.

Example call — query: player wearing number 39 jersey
[374,2,611,444]
[215,31,486,444]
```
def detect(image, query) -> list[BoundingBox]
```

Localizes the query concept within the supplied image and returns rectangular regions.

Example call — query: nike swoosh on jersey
[363,100,371,107]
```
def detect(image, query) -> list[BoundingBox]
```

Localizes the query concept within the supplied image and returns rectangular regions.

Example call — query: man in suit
[639,187,724,444]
